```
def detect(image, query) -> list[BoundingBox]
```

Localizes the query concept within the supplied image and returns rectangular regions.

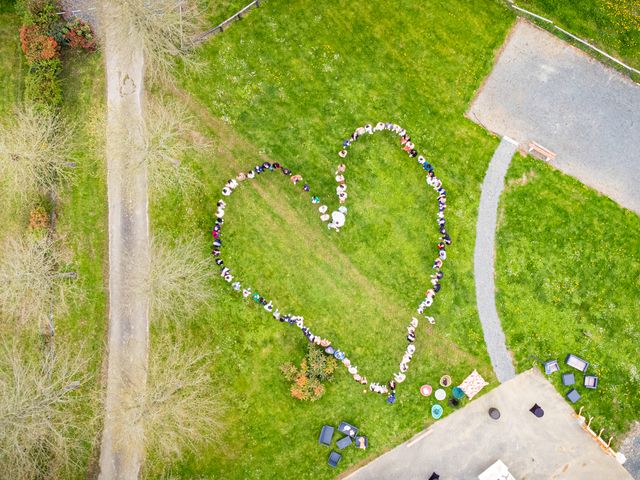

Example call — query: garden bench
[528,141,556,162]
[318,425,334,446]
[328,451,342,467]
[565,354,589,373]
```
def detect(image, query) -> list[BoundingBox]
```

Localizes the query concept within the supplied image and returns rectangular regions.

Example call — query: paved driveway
[468,19,640,215]
[346,369,631,480]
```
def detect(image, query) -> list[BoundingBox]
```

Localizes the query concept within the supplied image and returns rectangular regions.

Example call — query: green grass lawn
[0,0,22,116]
[496,155,640,443]
[57,51,107,358]
[53,50,107,477]
[1,0,636,476]
[515,0,640,76]
[201,0,255,26]
[0,1,24,237]
[149,0,516,477]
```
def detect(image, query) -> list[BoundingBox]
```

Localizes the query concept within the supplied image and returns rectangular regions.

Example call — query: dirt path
[98,3,150,479]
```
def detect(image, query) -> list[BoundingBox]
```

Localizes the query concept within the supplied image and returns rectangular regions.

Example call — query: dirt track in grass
[98,3,150,479]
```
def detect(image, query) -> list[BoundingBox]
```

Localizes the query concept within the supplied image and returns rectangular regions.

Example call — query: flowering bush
[280,344,338,401]
[61,19,96,51]
[19,24,59,63]
[280,362,298,382]
[306,342,338,381]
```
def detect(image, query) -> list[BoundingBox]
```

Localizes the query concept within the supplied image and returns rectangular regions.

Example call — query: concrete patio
[346,369,631,480]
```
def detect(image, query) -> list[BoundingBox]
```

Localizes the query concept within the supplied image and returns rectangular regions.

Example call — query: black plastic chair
[529,403,544,418]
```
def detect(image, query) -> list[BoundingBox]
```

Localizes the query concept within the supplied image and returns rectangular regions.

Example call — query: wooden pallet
[528,141,556,161]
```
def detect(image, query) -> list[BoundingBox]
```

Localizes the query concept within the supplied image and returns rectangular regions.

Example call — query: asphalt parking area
[468,19,640,215]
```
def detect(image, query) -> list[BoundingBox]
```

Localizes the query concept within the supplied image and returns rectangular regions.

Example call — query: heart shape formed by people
[211,122,450,399]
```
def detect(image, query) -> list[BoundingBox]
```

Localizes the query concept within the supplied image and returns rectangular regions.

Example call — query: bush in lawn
[148,236,214,324]
[144,98,203,196]
[19,24,60,63]
[24,59,63,109]
[28,205,50,231]
[18,0,65,110]
[280,344,338,401]
[0,235,62,332]
[60,19,96,51]
[0,104,71,195]
[18,1,95,111]
[21,0,61,31]
[0,342,93,480]
[137,336,223,476]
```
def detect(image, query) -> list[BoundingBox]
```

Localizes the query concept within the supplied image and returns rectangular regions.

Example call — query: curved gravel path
[474,136,517,383]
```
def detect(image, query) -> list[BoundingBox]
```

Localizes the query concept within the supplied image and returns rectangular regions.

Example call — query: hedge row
[18,0,95,110]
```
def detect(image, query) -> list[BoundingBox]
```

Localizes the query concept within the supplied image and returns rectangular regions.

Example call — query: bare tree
[0,105,73,198]
[149,236,214,324]
[0,343,93,480]
[144,98,203,195]
[0,235,70,332]
[104,0,204,83]
[137,336,223,476]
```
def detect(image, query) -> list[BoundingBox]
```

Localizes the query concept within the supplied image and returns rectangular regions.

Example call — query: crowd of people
[212,123,450,401]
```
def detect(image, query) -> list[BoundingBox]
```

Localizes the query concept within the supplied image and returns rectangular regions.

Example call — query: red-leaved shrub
[29,206,50,230]
[280,344,337,401]
[62,19,96,51]
[19,24,59,63]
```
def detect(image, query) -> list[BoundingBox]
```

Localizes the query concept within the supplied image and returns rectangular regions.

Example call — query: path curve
[474,136,517,383]
[98,2,150,478]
